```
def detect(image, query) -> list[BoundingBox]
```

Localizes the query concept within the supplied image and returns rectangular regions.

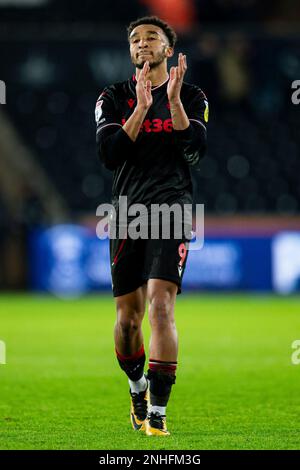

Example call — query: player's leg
[148,279,178,361]
[114,283,147,358]
[114,283,149,430]
[146,278,178,436]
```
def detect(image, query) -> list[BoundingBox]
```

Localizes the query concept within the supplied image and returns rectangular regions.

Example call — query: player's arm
[168,53,208,167]
[96,62,152,170]
[172,90,208,167]
[95,89,135,171]
[122,60,152,142]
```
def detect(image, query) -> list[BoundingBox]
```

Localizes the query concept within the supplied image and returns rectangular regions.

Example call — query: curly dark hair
[127,16,177,48]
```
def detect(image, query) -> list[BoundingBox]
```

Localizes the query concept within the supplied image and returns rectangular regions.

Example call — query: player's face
[129,24,171,70]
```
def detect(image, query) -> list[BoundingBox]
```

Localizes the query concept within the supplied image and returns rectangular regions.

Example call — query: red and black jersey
[95,75,208,214]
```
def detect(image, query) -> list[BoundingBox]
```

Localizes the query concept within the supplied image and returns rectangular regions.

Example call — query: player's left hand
[167,53,187,104]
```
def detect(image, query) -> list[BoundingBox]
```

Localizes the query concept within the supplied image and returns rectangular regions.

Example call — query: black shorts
[109,229,190,297]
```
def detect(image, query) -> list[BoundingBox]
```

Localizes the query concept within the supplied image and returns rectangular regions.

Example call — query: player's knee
[149,295,174,327]
[116,308,143,337]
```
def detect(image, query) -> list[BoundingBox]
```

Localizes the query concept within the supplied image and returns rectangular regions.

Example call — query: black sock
[147,360,177,407]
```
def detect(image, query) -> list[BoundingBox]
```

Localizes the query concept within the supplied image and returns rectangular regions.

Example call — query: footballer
[96,16,208,436]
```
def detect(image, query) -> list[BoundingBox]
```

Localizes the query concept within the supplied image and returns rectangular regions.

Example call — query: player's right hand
[136,61,153,111]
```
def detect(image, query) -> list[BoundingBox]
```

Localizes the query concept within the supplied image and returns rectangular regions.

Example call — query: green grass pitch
[1,293,300,450]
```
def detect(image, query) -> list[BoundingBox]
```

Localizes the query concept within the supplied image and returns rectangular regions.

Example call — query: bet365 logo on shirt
[122,117,173,133]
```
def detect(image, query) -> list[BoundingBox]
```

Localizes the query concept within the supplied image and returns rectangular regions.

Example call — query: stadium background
[1,0,300,450]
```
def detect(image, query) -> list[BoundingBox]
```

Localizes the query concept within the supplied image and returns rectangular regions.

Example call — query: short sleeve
[186,87,209,132]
